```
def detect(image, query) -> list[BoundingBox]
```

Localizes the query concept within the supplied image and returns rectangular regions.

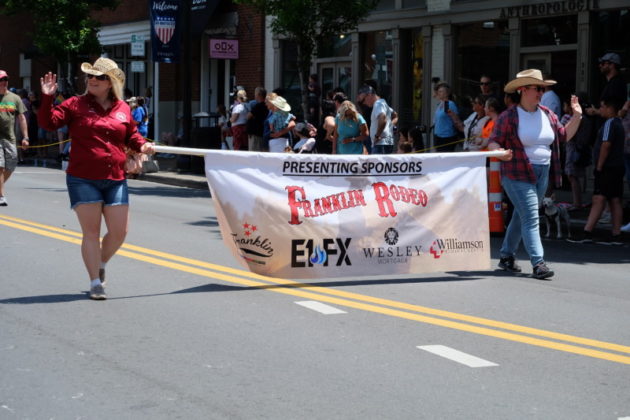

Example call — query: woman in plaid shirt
[488,69,583,280]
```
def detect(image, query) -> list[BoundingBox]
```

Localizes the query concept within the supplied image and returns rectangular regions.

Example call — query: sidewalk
[18,155,630,239]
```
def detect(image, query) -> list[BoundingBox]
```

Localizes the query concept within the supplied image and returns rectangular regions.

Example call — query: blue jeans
[372,144,394,154]
[500,164,549,267]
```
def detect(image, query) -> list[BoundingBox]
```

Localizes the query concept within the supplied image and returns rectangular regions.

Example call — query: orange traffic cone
[488,157,505,233]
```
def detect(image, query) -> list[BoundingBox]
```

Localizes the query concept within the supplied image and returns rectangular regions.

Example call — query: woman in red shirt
[39,58,154,300]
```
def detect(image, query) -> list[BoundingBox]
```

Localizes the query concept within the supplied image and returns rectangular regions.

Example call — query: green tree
[235,0,378,120]
[0,0,119,92]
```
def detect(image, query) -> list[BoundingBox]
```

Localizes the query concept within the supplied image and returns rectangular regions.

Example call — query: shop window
[454,21,509,102]
[411,29,424,121]
[361,31,393,104]
[280,40,303,119]
[521,16,577,47]
[318,35,352,58]
[590,9,630,103]
[102,44,148,99]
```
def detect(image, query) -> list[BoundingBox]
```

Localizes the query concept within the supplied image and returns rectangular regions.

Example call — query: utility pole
[182,0,192,148]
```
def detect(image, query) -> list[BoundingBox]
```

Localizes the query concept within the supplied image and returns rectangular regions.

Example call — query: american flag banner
[155,16,176,45]
[150,0,180,63]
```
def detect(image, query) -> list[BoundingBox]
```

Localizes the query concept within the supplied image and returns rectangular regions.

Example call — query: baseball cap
[598,52,621,65]
[0,70,8,79]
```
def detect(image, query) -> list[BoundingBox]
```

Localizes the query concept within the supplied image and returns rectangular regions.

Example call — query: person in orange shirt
[480,97,503,149]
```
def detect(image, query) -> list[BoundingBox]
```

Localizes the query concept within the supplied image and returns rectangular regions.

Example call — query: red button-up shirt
[38,93,146,180]
[489,104,566,188]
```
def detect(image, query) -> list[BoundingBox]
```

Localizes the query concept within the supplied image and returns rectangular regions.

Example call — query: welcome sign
[204,150,492,279]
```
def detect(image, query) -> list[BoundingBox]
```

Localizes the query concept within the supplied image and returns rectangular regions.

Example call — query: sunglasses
[479,82,490,86]
[0,77,8,82]
[87,74,109,81]
[524,85,545,93]
[598,61,611,66]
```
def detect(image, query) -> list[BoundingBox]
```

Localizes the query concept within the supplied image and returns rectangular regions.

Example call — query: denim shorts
[66,174,129,209]
[0,139,18,172]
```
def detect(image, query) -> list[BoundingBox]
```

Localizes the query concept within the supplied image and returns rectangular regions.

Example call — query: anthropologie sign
[500,0,599,18]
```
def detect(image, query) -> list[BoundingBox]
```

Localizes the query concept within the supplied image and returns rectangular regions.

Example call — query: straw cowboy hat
[504,69,556,93]
[81,57,125,85]
[270,95,291,112]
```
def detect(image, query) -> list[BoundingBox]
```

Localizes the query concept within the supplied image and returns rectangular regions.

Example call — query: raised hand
[40,72,58,96]
[570,95,582,117]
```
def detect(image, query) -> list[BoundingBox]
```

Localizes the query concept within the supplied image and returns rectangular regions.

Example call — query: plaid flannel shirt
[489,104,566,187]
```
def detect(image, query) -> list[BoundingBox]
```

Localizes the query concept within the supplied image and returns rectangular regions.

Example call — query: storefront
[270,0,629,145]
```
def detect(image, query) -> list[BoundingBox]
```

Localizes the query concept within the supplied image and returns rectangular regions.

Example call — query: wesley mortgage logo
[430,238,484,259]
[231,222,274,265]
[362,228,423,265]
[291,238,352,268]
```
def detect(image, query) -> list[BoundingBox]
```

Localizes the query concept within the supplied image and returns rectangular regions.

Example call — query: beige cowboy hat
[270,95,291,112]
[81,57,125,85]
[504,69,556,93]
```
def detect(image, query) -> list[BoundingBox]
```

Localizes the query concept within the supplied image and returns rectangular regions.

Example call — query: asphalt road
[1,167,629,419]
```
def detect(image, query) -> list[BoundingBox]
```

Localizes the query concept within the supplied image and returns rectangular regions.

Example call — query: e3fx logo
[291,238,352,267]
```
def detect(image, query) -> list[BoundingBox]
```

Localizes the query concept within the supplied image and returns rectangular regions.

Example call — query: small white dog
[542,197,572,239]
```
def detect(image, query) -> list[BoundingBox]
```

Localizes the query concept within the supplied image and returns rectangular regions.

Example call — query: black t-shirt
[600,74,628,105]
[246,101,269,136]
[594,117,625,169]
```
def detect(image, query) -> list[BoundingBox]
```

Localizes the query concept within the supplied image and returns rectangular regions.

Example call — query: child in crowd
[574,97,626,244]
[292,122,317,153]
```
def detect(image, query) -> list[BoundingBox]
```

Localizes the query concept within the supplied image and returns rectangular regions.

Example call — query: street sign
[131,34,146,57]
[131,61,145,73]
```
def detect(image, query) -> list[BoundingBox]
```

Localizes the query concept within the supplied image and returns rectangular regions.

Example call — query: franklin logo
[231,222,274,265]
[384,227,399,246]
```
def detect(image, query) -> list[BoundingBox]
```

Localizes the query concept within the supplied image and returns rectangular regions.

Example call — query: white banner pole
[153,145,208,156]
[152,146,510,159]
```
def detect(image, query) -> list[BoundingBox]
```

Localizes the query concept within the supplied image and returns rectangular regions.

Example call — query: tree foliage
[235,0,378,119]
[0,0,119,80]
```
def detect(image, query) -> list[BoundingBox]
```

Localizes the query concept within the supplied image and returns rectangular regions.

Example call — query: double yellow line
[2,213,629,365]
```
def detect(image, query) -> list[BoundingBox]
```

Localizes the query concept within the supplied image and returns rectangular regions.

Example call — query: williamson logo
[430,240,446,259]
[430,238,484,259]
[231,222,274,265]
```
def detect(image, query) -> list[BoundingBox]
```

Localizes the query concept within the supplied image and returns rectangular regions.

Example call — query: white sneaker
[599,212,612,224]
[0,196,7,206]
[621,222,630,233]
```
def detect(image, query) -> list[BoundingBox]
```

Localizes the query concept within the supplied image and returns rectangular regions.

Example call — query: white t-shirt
[462,113,490,151]
[370,98,394,146]
[517,106,555,165]
[231,103,249,126]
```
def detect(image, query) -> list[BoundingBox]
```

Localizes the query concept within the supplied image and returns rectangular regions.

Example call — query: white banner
[203,150,491,279]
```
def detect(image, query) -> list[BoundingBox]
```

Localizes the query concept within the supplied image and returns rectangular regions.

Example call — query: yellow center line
[2,214,629,365]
